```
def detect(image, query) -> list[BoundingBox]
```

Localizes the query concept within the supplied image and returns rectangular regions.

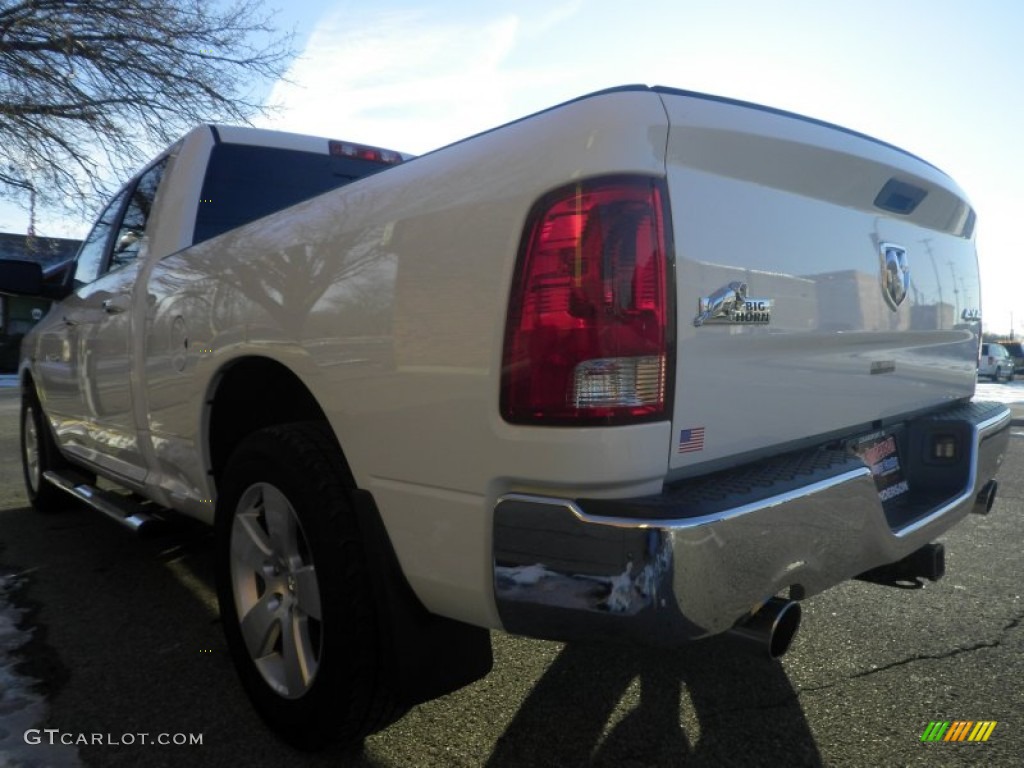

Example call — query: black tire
[20,387,83,512]
[215,422,404,750]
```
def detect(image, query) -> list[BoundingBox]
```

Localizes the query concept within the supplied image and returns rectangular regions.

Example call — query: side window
[73,187,130,285]
[73,157,169,286]
[110,158,168,271]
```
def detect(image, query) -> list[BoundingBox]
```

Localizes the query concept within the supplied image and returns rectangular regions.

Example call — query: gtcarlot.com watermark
[25,728,203,746]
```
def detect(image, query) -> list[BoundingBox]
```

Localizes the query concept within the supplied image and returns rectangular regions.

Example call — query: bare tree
[0,0,294,213]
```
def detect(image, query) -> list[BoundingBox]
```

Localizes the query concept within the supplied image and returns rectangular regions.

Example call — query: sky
[2,0,1021,334]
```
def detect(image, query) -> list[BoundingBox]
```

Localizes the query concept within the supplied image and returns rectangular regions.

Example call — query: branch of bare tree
[0,0,295,218]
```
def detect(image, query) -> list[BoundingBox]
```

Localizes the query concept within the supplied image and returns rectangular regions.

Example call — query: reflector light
[500,176,673,425]
[932,435,957,460]
[328,140,404,165]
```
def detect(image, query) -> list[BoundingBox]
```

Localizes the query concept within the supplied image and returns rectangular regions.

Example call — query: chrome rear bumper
[492,401,1011,645]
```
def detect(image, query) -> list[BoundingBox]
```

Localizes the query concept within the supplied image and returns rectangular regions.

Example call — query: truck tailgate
[658,89,980,474]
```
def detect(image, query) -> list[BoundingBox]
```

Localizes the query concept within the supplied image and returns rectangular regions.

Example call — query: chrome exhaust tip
[973,480,998,515]
[727,597,801,659]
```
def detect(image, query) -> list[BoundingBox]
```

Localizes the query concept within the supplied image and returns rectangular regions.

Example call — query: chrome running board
[43,470,163,534]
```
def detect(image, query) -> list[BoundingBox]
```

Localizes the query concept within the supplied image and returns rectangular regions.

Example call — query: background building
[0,233,81,372]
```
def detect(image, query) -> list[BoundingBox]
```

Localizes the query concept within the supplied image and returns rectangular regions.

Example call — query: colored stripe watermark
[920,721,997,742]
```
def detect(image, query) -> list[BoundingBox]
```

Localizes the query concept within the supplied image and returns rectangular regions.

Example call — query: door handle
[101,296,130,314]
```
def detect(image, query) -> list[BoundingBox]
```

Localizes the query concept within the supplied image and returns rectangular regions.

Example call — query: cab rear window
[192,143,390,245]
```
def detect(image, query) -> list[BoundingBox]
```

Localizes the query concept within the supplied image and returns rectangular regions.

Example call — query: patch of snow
[0,573,80,768]
[604,562,635,613]
[974,379,1024,404]
[494,563,549,587]
[496,535,675,615]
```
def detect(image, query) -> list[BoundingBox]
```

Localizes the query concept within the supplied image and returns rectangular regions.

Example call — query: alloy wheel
[229,482,323,699]
[23,405,40,494]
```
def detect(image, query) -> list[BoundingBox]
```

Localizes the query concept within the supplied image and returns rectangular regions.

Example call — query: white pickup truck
[0,86,1010,748]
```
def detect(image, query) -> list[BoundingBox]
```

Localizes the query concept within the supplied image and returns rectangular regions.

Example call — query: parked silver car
[978,343,1015,382]
[1000,341,1024,373]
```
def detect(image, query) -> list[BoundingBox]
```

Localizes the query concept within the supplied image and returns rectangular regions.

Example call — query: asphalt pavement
[0,385,1021,767]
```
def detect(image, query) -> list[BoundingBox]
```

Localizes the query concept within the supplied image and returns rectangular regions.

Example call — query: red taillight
[501,176,673,425]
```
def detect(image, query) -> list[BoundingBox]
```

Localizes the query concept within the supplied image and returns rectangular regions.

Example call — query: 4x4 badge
[880,243,909,310]
[693,281,772,327]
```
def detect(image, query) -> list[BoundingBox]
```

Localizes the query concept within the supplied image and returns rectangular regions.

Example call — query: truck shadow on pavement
[485,638,821,768]
[0,497,821,768]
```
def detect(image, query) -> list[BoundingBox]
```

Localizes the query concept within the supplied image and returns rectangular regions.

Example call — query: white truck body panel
[659,91,979,475]
[15,86,1003,635]
[139,90,672,625]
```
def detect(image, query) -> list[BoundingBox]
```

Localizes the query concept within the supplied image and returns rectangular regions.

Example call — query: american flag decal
[678,427,705,454]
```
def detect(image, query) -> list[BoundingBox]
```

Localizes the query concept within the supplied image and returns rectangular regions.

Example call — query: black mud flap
[351,488,493,707]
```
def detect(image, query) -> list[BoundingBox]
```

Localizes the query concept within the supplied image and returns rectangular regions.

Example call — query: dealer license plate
[850,430,910,503]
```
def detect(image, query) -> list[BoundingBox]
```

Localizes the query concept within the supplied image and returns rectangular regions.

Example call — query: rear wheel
[215,423,403,749]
